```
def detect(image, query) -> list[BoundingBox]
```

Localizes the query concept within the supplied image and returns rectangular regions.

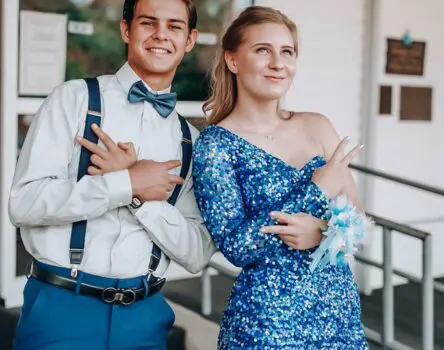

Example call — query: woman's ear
[224,51,238,74]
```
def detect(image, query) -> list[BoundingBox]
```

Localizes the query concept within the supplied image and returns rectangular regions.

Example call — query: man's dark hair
[122,0,198,30]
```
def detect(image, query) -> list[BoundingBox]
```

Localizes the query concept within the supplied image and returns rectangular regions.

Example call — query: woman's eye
[256,47,269,54]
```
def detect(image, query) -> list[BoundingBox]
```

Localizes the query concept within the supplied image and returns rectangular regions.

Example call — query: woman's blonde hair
[203,6,299,125]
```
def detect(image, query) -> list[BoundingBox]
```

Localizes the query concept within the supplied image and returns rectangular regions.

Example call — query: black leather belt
[29,262,165,306]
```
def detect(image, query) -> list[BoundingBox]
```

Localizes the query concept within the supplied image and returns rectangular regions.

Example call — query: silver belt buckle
[101,287,137,305]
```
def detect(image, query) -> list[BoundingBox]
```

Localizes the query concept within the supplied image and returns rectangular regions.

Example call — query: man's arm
[9,81,132,227]
[129,173,216,274]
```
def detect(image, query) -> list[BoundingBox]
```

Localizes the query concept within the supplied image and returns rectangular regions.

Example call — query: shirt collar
[115,62,172,95]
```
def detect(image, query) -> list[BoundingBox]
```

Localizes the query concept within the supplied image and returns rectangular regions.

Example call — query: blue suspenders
[69,77,192,279]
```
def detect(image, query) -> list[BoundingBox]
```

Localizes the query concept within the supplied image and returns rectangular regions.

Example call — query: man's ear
[185,29,199,53]
[120,20,130,44]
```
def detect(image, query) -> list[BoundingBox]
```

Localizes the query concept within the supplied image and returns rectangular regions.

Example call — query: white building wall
[364,0,444,288]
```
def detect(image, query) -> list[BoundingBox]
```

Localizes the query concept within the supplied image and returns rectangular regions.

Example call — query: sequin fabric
[193,125,368,350]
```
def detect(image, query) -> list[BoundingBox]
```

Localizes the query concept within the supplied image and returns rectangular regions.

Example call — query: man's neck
[128,61,174,92]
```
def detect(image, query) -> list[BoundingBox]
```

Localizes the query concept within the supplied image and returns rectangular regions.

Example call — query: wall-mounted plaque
[400,86,432,121]
[379,85,392,115]
[385,38,426,76]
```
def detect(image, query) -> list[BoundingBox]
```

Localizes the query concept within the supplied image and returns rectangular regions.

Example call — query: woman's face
[226,22,297,102]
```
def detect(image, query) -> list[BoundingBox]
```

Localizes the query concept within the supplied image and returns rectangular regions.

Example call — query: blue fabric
[167,115,191,206]
[70,78,102,263]
[192,126,368,349]
[128,81,177,118]
[14,262,174,350]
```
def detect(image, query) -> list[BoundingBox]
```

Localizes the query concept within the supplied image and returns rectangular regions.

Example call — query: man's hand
[260,212,326,250]
[129,160,184,201]
[76,124,137,175]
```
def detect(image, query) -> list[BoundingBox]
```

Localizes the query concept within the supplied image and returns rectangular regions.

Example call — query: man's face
[121,0,197,82]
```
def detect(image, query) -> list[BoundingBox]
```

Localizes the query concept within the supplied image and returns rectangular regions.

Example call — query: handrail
[367,213,430,240]
[350,163,444,197]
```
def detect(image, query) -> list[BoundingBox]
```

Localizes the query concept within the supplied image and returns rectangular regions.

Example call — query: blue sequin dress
[193,125,368,350]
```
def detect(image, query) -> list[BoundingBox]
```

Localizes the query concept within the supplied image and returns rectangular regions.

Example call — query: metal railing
[349,163,444,197]
[357,214,434,350]
[199,164,444,350]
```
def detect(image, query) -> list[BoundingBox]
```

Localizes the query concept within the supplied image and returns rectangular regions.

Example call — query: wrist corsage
[309,195,372,272]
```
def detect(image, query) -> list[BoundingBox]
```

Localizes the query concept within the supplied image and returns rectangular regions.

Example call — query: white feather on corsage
[309,195,373,272]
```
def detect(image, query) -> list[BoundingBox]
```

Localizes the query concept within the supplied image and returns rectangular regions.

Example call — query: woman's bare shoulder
[284,111,335,134]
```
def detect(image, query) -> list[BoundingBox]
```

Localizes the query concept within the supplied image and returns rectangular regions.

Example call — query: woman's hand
[311,137,363,198]
[261,212,327,250]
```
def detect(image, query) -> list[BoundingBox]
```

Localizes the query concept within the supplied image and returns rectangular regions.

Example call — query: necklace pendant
[266,135,274,141]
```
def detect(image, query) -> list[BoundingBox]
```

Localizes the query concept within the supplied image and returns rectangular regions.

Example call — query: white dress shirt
[9,62,216,278]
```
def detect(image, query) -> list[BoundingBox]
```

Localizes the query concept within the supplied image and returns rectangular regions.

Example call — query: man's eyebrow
[136,14,186,25]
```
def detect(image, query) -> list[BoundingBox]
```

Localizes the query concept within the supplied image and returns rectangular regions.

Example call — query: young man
[9,0,215,348]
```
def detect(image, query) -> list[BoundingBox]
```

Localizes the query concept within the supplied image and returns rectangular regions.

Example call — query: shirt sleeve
[9,81,133,227]
[129,170,216,274]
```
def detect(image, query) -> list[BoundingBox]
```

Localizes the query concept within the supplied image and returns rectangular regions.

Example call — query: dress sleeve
[192,131,276,268]
[300,181,330,220]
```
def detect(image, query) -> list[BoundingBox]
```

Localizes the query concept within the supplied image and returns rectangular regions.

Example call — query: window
[19,0,253,101]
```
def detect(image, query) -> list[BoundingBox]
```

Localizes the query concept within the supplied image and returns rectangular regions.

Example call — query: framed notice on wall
[385,38,426,76]
[19,10,67,96]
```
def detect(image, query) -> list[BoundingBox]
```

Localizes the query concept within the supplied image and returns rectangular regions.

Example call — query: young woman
[193,6,369,349]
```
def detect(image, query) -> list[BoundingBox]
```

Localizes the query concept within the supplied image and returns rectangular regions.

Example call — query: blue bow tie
[128,80,177,118]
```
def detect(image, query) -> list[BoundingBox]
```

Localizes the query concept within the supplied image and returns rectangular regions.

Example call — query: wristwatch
[129,197,143,210]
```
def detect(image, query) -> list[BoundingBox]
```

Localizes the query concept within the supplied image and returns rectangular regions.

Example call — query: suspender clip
[69,248,83,279]
[70,265,79,279]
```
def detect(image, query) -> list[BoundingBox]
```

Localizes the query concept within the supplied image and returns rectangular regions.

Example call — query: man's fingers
[87,166,103,176]
[90,154,106,169]
[118,142,130,151]
[341,144,364,165]
[118,142,136,153]
[163,160,182,170]
[330,137,349,163]
[77,136,108,159]
[270,211,297,225]
[91,124,118,150]
[169,175,184,185]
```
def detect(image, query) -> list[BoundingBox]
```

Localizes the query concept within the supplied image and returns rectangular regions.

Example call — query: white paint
[1,0,24,308]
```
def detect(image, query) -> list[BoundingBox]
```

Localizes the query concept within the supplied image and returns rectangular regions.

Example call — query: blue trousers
[14,262,175,350]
